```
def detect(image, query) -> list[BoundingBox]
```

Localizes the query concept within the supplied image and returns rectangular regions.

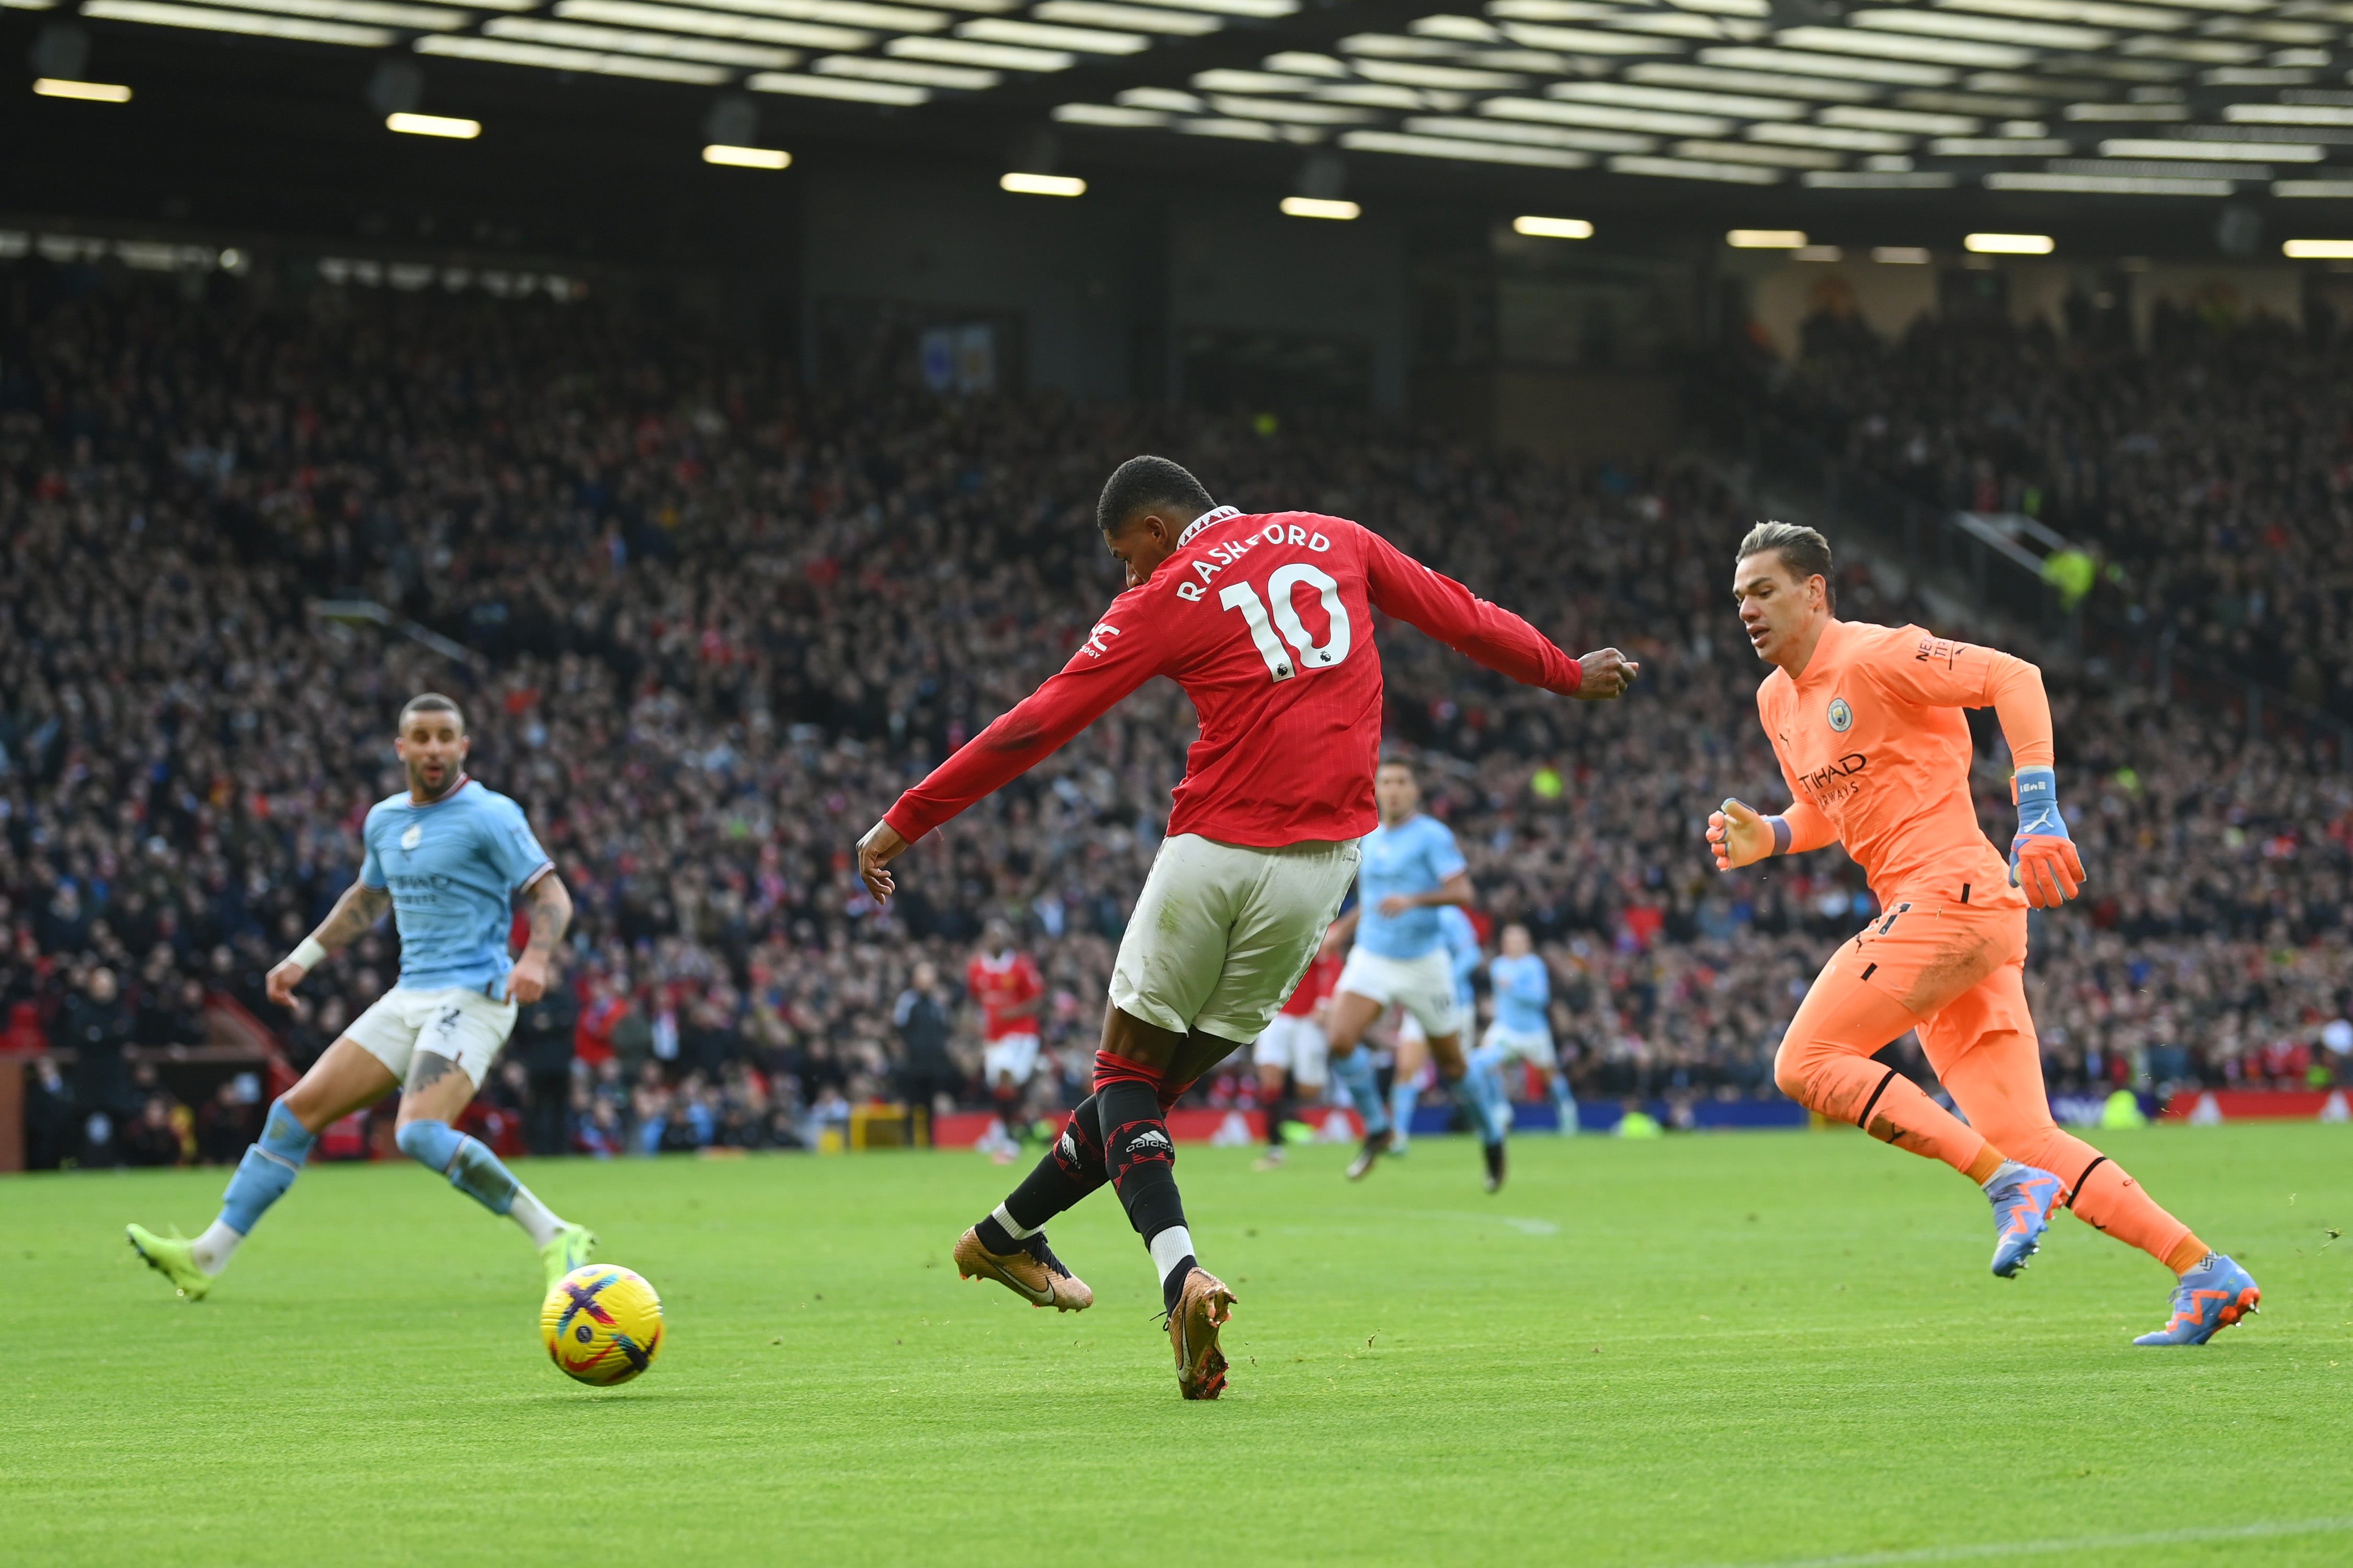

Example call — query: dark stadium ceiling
[29,0,2353,192]
[13,0,2353,260]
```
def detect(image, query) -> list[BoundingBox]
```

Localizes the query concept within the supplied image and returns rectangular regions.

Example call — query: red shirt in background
[1280,950,1343,1018]
[575,989,625,1066]
[966,950,1044,1041]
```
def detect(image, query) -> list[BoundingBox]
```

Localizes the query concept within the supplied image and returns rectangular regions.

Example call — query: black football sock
[980,1097,1108,1252]
[1101,1079,1189,1266]
[1161,1250,1198,1315]
[1265,1075,1292,1148]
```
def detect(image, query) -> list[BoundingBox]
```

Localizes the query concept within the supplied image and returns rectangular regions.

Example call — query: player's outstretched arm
[1360,528,1633,697]
[859,601,1165,899]
[266,882,392,1004]
[507,871,573,1004]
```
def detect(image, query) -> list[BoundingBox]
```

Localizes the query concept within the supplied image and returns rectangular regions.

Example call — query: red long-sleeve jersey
[884,507,1583,849]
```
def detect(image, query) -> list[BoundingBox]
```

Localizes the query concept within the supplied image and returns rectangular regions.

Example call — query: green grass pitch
[9,1123,2351,1566]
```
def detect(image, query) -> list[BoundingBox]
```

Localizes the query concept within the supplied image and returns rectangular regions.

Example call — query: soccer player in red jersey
[1709,523,2256,1345]
[1251,943,1342,1171]
[856,455,1637,1397]
[965,918,1045,1160]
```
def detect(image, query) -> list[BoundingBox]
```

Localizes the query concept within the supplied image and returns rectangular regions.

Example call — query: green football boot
[539,1222,598,1294]
[127,1224,212,1301]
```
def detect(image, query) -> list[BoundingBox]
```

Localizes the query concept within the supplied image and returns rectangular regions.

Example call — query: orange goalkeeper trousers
[1774,890,2194,1271]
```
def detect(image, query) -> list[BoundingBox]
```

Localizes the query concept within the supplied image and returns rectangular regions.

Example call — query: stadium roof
[12,0,2353,259]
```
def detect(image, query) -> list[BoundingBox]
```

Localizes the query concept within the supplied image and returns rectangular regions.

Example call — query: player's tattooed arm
[521,871,574,957]
[507,871,573,1006]
[268,882,392,1004]
[314,882,394,951]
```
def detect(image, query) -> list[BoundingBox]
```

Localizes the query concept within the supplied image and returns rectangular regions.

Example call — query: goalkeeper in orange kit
[1710,522,2257,1346]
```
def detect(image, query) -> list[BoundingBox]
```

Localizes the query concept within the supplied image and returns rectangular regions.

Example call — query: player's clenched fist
[1573,647,1639,700]
[1707,798,1780,872]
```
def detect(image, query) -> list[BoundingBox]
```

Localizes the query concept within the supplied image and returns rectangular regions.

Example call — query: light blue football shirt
[1491,952,1551,1035]
[358,777,553,999]
[1439,906,1482,1011]
[1354,813,1468,959]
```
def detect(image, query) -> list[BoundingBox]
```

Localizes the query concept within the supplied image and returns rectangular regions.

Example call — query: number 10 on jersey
[1220,565,1353,683]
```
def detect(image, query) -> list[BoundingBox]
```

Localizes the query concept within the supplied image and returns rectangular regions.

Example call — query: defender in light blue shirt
[360,776,554,998]
[129,692,598,1306]
[1473,923,1579,1136]
[1321,759,1506,1190]
[1353,812,1469,960]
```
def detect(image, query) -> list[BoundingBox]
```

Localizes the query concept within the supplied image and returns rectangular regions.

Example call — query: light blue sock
[395,1119,519,1216]
[1552,1075,1580,1136]
[218,1098,316,1235]
[1390,1078,1420,1143]
[1446,1071,1507,1146]
[1331,1046,1388,1137]
[1475,1057,1514,1139]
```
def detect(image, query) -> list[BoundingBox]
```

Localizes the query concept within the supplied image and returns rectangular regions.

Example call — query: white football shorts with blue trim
[346,985,518,1089]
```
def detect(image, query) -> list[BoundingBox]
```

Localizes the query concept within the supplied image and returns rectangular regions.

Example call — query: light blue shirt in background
[1491,952,1551,1036]
[1354,814,1468,959]
[1440,906,1482,1010]
[359,778,553,999]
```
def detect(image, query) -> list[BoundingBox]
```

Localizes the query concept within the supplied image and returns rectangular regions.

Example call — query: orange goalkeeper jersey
[1756,619,2053,906]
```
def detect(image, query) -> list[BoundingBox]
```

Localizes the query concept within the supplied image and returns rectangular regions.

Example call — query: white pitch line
[1699,1516,2353,1567]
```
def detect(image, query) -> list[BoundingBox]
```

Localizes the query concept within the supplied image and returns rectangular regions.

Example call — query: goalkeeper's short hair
[1737,521,1835,612]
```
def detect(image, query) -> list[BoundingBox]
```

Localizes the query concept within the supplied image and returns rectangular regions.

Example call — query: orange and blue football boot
[2134,1254,2260,1346]
[1985,1160,2064,1277]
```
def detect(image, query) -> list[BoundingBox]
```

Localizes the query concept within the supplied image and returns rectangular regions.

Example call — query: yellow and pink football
[540,1264,665,1387]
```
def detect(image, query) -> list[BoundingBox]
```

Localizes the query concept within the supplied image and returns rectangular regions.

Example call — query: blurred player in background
[1472,923,1578,1137]
[1322,759,1508,1191]
[857,456,1635,1398]
[1252,943,1340,1170]
[967,918,1044,1163]
[1710,523,2257,1346]
[1379,902,1491,1164]
[128,695,596,1300]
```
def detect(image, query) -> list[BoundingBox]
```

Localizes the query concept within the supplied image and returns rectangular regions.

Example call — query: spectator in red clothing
[575,973,624,1068]
[967,918,1044,1158]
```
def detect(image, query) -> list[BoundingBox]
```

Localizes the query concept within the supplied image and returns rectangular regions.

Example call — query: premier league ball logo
[1827,698,1853,734]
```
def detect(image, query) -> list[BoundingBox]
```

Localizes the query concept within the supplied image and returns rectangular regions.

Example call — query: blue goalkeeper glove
[2009,765,2085,909]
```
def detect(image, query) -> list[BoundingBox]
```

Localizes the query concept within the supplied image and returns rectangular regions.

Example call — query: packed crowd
[5,260,2347,1168]
[1766,297,2353,720]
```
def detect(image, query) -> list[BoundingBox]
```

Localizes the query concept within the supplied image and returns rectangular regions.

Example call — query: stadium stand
[4,260,2348,1167]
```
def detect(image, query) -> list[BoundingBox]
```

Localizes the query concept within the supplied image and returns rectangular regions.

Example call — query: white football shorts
[345,985,518,1090]
[1252,1012,1330,1088]
[983,1033,1041,1087]
[1482,1021,1558,1069]
[1110,833,1361,1045]
[1336,946,1462,1041]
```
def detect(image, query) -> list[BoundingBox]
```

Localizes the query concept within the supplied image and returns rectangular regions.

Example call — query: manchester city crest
[1827,697,1854,733]
[401,824,424,851]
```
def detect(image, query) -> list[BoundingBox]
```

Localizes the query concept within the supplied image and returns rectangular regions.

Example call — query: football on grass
[541,1265,665,1387]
